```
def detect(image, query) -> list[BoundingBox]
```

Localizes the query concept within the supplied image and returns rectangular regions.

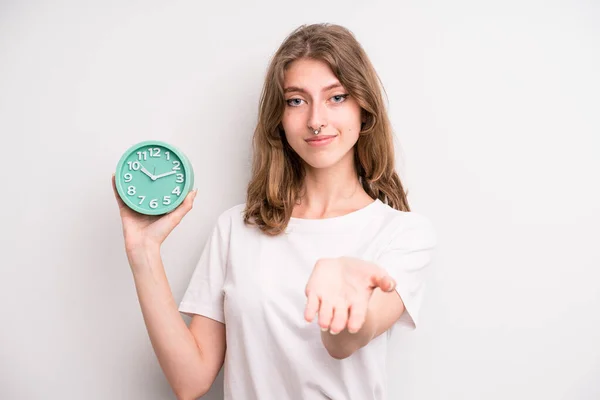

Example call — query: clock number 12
[137,148,161,160]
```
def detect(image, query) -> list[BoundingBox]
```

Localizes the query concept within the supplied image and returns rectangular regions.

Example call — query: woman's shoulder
[371,201,437,247]
[219,202,247,217]
[200,203,249,241]
[213,202,247,226]
[374,200,434,229]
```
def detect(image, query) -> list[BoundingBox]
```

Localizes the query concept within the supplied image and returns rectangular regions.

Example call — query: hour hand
[140,165,156,180]
[154,170,177,179]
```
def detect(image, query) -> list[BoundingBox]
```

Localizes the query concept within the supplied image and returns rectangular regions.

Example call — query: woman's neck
[292,160,373,219]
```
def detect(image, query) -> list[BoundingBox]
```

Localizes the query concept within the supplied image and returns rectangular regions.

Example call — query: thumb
[371,269,396,293]
[166,189,197,224]
[151,189,198,241]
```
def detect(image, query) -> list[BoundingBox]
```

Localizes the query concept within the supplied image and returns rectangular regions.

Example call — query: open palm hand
[304,257,396,335]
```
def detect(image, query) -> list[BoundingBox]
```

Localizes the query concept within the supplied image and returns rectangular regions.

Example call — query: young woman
[112,23,437,400]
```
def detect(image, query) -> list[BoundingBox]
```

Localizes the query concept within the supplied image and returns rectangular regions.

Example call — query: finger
[304,290,319,322]
[152,190,197,240]
[347,301,368,334]
[370,268,395,292]
[318,298,334,331]
[376,275,396,292]
[328,300,349,335]
[166,189,197,223]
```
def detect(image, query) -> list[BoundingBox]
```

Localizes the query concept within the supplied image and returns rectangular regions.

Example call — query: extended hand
[304,257,396,335]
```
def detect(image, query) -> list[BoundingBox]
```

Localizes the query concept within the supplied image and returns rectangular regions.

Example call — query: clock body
[115,140,195,215]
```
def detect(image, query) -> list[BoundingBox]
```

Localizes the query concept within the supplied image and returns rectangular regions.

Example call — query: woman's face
[281,58,363,171]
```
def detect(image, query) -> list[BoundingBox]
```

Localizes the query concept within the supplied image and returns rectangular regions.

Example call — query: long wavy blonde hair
[243,23,410,236]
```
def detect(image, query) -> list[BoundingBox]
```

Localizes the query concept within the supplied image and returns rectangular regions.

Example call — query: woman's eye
[331,94,349,103]
[286,98,304,107]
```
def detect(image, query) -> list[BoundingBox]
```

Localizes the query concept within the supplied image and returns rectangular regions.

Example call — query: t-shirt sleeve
[178,212,230,324]
[375,213,437,330]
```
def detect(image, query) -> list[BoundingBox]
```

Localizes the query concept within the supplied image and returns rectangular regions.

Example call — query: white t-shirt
[178,198,437,400]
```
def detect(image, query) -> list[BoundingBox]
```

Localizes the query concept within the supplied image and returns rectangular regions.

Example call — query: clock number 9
[124,173,132,182]
[176,174,184,183]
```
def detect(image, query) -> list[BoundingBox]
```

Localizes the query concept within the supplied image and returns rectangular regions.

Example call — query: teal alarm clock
[115,140,195,215]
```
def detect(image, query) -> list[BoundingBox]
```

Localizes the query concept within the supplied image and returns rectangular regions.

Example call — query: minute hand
[154,170,178,179]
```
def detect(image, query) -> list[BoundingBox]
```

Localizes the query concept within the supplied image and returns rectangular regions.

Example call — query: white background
[1,1,599,399]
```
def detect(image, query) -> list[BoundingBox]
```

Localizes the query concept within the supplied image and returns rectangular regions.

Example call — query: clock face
[115,141,194,215]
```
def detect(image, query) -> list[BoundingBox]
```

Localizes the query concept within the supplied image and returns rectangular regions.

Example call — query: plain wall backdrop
[1,1,599,399]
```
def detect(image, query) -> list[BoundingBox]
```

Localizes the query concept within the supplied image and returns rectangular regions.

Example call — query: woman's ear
[360,110,368,132]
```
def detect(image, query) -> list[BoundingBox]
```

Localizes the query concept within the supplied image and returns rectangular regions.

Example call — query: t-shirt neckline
[286,198,383,233]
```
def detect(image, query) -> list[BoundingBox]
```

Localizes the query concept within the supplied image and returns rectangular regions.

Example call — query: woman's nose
[308,101,327,132]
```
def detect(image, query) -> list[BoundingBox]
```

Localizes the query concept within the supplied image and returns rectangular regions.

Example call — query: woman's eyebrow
[284,83,343,94]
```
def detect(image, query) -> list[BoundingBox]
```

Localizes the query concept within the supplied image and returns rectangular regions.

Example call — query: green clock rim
[115,140,195,216]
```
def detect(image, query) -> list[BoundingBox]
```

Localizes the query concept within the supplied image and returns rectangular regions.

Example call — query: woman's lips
[305,135,337,146]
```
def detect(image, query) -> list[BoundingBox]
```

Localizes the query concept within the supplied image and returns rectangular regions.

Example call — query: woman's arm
[131,247,226,400]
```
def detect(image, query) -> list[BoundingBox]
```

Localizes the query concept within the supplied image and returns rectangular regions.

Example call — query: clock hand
[154,170,177,179]
[140,165,156,180]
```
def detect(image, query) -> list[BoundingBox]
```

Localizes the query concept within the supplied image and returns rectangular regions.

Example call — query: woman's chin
[302,155,347,171]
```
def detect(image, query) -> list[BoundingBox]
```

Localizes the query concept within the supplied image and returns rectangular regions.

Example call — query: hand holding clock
[112,141,196,268]
[112,174,197,265]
